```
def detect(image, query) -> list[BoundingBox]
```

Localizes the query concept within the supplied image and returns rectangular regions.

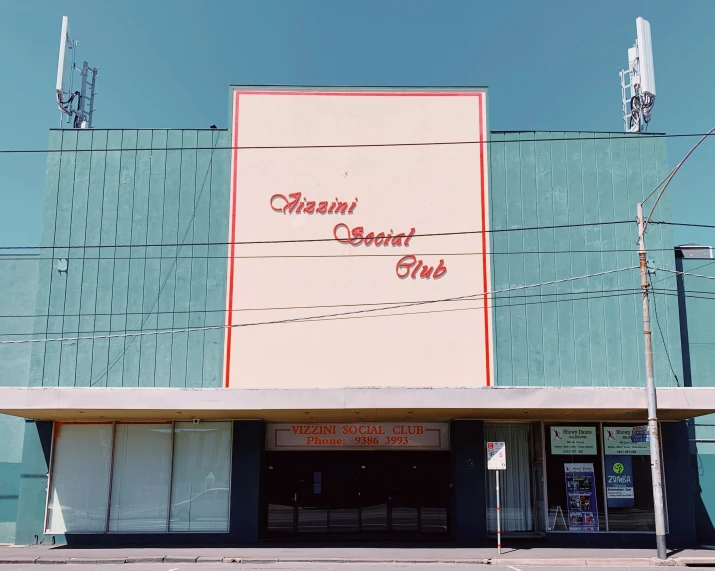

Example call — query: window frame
[45,420,233,535]
[541,420,669,534]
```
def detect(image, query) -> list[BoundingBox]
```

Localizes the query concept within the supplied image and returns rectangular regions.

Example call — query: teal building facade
[677,247,715,543]
[0,86,711,547]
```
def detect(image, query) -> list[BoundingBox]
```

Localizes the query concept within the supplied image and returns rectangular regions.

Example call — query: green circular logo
[613,462,625,474]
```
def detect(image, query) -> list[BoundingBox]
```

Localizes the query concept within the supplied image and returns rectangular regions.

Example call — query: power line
[0,220,636,251]
[653,221,715,230]
[652,288,715,302]
[5,286,713,341]
[0,246,686,263]
[0,286,650,321]
[651,267,715,281]
[651,259,715,288]
[643,126,715,232]
[648,270,682,387]
[0,266,638,345]
[0,132,713,154]
[0,289,648,338]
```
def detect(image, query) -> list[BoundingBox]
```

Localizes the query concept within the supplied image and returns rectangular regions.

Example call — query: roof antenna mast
[620,17,656,133]
[55,16,99,129]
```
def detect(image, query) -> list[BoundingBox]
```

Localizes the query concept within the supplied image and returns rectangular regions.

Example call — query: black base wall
[229,420,265,543]
[663,420,697,547]
[450,419,487,544]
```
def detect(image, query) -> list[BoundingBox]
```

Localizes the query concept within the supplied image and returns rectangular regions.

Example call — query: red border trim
[225,90,489,388]
[478,95,491,386]
[236,90,481,97]
[224,92,240,388]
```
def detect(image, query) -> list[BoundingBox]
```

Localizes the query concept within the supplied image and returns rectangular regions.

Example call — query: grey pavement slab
[1,546,715,566]
[0,565,715,571]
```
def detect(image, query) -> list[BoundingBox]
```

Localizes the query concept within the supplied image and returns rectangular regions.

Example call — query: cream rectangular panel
[225,89,490,389]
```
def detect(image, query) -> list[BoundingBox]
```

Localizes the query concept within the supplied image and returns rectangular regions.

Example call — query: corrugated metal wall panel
[31,129,230,388]
[489,132,681,387]
[28,128,680,390]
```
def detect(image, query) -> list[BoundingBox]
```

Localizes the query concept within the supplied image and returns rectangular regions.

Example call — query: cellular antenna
[55,15,99,129]
[620,17,656,133]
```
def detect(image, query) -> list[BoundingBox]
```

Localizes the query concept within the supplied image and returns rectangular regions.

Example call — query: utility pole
[637,202,667,560]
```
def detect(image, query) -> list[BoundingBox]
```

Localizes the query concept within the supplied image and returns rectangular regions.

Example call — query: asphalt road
[2,566,715,571]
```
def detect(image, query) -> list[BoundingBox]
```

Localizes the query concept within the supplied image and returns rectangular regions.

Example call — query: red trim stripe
[478,93,491,387]
[225,92,240,389]
[232,90,481,97]
[224,89,492,389]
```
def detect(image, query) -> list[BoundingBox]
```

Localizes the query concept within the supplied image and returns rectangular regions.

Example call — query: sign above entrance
[603,426,650,455]
[266,423,449,451]
[550,426,597,455]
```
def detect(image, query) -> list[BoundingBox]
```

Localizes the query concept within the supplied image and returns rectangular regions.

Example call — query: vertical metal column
[105,422,117,533]
[496,470,501,555]
[166,421,176,532]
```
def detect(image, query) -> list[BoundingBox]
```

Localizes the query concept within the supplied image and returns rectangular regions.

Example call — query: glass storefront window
[602,424,655,532]
[47,421,233,534]
[544,423,606,532]
[108,423,173,532]
[46,424,112,533]
[169,421,232,532]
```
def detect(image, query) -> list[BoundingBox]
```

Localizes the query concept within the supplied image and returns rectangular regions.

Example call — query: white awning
[0,386,712,422]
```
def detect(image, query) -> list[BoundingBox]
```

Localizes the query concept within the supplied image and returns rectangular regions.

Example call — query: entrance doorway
[264,451,450,538]
[485,423,536,534]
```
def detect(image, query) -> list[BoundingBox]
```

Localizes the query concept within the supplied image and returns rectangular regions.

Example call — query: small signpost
[487,441,506,555]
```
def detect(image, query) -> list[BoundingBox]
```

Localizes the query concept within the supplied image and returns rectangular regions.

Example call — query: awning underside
[0,386,712,422]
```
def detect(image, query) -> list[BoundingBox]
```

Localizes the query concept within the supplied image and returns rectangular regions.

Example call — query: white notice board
[487,441,506,470]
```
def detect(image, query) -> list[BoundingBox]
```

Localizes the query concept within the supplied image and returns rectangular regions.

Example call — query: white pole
[496,470,502,555]
[637,202,667,560]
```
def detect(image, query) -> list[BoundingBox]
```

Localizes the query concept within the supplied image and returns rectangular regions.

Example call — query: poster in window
[605,455,635,508]
[551,426,597,455]
[603,426,650,455]
[564,463,599,531]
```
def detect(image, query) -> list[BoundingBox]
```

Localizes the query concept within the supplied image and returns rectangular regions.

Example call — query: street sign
[487,441,506,470]
[487,441,507,555]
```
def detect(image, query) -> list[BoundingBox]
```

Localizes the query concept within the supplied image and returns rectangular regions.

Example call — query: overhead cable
[0,132,713,154]
[0,220,636,251]
[0,266,638,345]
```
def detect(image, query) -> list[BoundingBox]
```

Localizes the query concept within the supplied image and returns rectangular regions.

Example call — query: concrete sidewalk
[1,545,715,566]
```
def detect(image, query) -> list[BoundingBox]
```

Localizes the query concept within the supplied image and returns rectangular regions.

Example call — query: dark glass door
[265,463,296,533]
[389,461,419,532]
[358,458,389,532]
[297,467,328,533]
[329,460,360,533]
[263,451,450,538]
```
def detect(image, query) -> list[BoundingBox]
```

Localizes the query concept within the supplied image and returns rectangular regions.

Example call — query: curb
[0,555,713,565]
[164,556,199,563]
[66,559,129,565]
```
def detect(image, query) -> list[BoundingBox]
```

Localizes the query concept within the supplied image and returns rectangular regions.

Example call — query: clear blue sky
[1,0,713,248]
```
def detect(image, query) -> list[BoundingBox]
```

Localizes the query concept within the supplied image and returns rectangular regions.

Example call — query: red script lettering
[396,256,447,279]
[271,193,358,215]
[334,224,416,247]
